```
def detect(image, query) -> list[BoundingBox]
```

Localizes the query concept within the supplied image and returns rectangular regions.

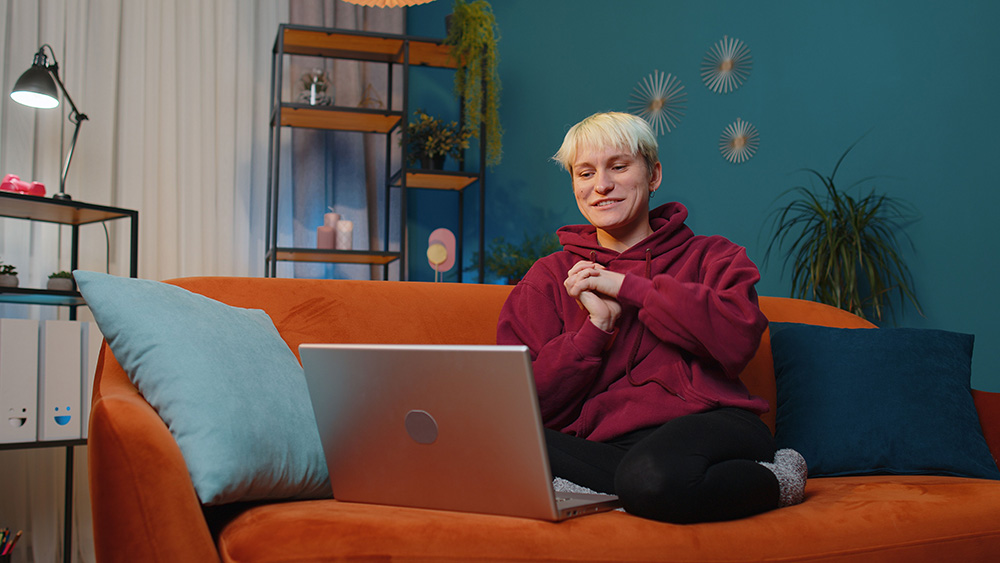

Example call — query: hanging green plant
[444,0,503,167]
[763,138,922,323]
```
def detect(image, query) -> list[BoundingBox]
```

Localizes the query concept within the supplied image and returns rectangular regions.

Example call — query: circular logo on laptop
[404,410,439,445]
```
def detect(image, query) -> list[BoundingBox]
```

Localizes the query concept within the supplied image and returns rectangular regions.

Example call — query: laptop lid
[299,343,619,521]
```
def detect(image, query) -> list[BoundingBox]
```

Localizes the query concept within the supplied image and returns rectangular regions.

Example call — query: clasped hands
[564,261,625,333]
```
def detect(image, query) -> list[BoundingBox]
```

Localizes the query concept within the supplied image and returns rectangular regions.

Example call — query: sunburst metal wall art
[701,36,752,94]
[719,118,759,164]
[628,70,687,135]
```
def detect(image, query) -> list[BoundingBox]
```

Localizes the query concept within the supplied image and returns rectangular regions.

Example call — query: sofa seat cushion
[216,476,1000,562]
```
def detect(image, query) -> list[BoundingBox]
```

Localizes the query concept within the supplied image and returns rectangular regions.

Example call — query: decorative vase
[47,278,75,291]
[0,274,18,288]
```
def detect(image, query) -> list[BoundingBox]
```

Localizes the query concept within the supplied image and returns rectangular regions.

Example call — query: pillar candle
[324,211,340,228]
[335,220,353,250]
[317,225,335,249]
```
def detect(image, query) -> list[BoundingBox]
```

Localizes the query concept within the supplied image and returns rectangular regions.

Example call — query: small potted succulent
[0,262,18,288]
[47,270,75,291]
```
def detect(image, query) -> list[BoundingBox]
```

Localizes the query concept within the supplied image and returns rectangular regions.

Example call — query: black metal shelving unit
[0,191,138,563]
[264,24,485,281]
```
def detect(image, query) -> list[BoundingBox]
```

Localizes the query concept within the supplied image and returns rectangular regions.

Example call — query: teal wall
[407,0,1000,392]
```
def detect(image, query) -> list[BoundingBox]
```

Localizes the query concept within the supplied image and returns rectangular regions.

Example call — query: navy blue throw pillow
[770,323,999,480]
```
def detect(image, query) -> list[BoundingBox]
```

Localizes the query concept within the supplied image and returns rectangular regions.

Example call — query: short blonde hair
[552,112,659,179]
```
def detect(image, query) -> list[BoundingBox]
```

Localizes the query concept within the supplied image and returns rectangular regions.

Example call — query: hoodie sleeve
[616,240,767,378]
[497,277,615,430]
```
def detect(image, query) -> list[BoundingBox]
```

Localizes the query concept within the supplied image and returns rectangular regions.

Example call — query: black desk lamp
[10,44,88,201]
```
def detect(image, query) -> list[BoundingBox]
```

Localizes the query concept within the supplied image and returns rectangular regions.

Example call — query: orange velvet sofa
[88,277,1000,562]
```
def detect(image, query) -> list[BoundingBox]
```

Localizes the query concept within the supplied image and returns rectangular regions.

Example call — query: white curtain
[0,1,404,561]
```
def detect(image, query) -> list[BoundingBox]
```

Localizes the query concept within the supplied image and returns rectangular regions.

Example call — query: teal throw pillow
[770,323,999,480]
[76,270,330,505]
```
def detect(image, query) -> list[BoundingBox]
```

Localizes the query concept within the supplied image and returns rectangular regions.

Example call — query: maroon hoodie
[497,202,770,441]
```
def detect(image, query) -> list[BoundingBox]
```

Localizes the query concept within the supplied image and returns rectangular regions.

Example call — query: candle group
[317,210,353,250]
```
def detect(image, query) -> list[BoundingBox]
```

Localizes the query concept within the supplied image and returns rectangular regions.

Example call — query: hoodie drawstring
[624,250,651,379]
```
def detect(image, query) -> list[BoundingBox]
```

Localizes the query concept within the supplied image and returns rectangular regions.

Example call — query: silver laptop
[299,343,621,521]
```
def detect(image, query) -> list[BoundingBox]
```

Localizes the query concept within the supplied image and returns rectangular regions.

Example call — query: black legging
[545,407,780,523]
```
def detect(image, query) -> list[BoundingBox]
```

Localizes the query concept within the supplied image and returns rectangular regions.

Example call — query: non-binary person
[497,111,806,523]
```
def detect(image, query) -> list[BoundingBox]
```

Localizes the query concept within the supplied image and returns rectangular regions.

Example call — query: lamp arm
[60,113,85,196]
[39,45,89,199]
[45,56,87,122]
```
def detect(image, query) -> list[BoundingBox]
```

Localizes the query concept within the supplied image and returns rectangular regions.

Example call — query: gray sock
[759,448,808,507]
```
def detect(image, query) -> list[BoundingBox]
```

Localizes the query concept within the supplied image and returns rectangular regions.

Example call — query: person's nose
[595,169,614,194]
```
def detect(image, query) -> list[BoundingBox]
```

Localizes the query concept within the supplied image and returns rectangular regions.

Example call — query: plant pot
[419,155,447,170]
[0,274,18,288]
[47,278,75,291]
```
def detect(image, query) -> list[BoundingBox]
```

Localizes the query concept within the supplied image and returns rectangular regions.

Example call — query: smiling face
[571,144,662,252]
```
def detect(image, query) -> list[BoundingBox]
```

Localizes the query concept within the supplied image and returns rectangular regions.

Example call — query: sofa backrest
[165,278,875,434]
[750,296,876,431]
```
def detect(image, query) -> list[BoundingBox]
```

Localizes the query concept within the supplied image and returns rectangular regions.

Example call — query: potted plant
[469,232,561,284]
[0,262,18,288]
[404,110,471,169]
[763,139,922,322]
[444,0,503,167]
[47,270,75,291]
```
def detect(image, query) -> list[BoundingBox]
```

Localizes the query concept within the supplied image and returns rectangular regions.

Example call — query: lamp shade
[10,63,59,109]
[341,0,436,7]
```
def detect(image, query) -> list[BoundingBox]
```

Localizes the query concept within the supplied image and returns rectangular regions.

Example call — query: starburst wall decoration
[719,118,759,164]
[701,36,752,94]
[628,70,687,135]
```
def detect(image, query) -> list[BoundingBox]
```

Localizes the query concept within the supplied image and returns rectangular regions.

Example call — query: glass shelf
[0,287,86,306]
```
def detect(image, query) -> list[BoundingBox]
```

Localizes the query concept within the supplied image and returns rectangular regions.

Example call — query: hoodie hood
[556,202,695,263]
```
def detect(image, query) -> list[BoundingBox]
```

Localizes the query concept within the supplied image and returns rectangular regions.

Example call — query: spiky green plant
[469,233,561,284]
[763,140,922,323]
[444,0,503,167]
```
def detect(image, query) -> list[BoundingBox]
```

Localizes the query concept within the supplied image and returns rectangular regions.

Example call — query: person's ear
[649,162,662,192]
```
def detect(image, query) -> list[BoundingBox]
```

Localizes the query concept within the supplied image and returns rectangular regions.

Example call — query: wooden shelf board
[279,106,401,133]
[396,171,479,191]
[406,41,456,68]
[281,27,456,68]
[0,192,136,226]
[272,248,400,265]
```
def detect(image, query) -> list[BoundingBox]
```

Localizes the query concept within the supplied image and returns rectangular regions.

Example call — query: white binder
[0,318,40,443]
[38,320,83,441]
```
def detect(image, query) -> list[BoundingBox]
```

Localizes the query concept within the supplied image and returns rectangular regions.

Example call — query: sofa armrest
[88,345,220,563]
[973,389,1000,471]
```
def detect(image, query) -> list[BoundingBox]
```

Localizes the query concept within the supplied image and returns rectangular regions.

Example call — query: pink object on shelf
[324,212,340,228]
[317,226,336,249]
[427,228,456,273]
[0,175,45,196]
